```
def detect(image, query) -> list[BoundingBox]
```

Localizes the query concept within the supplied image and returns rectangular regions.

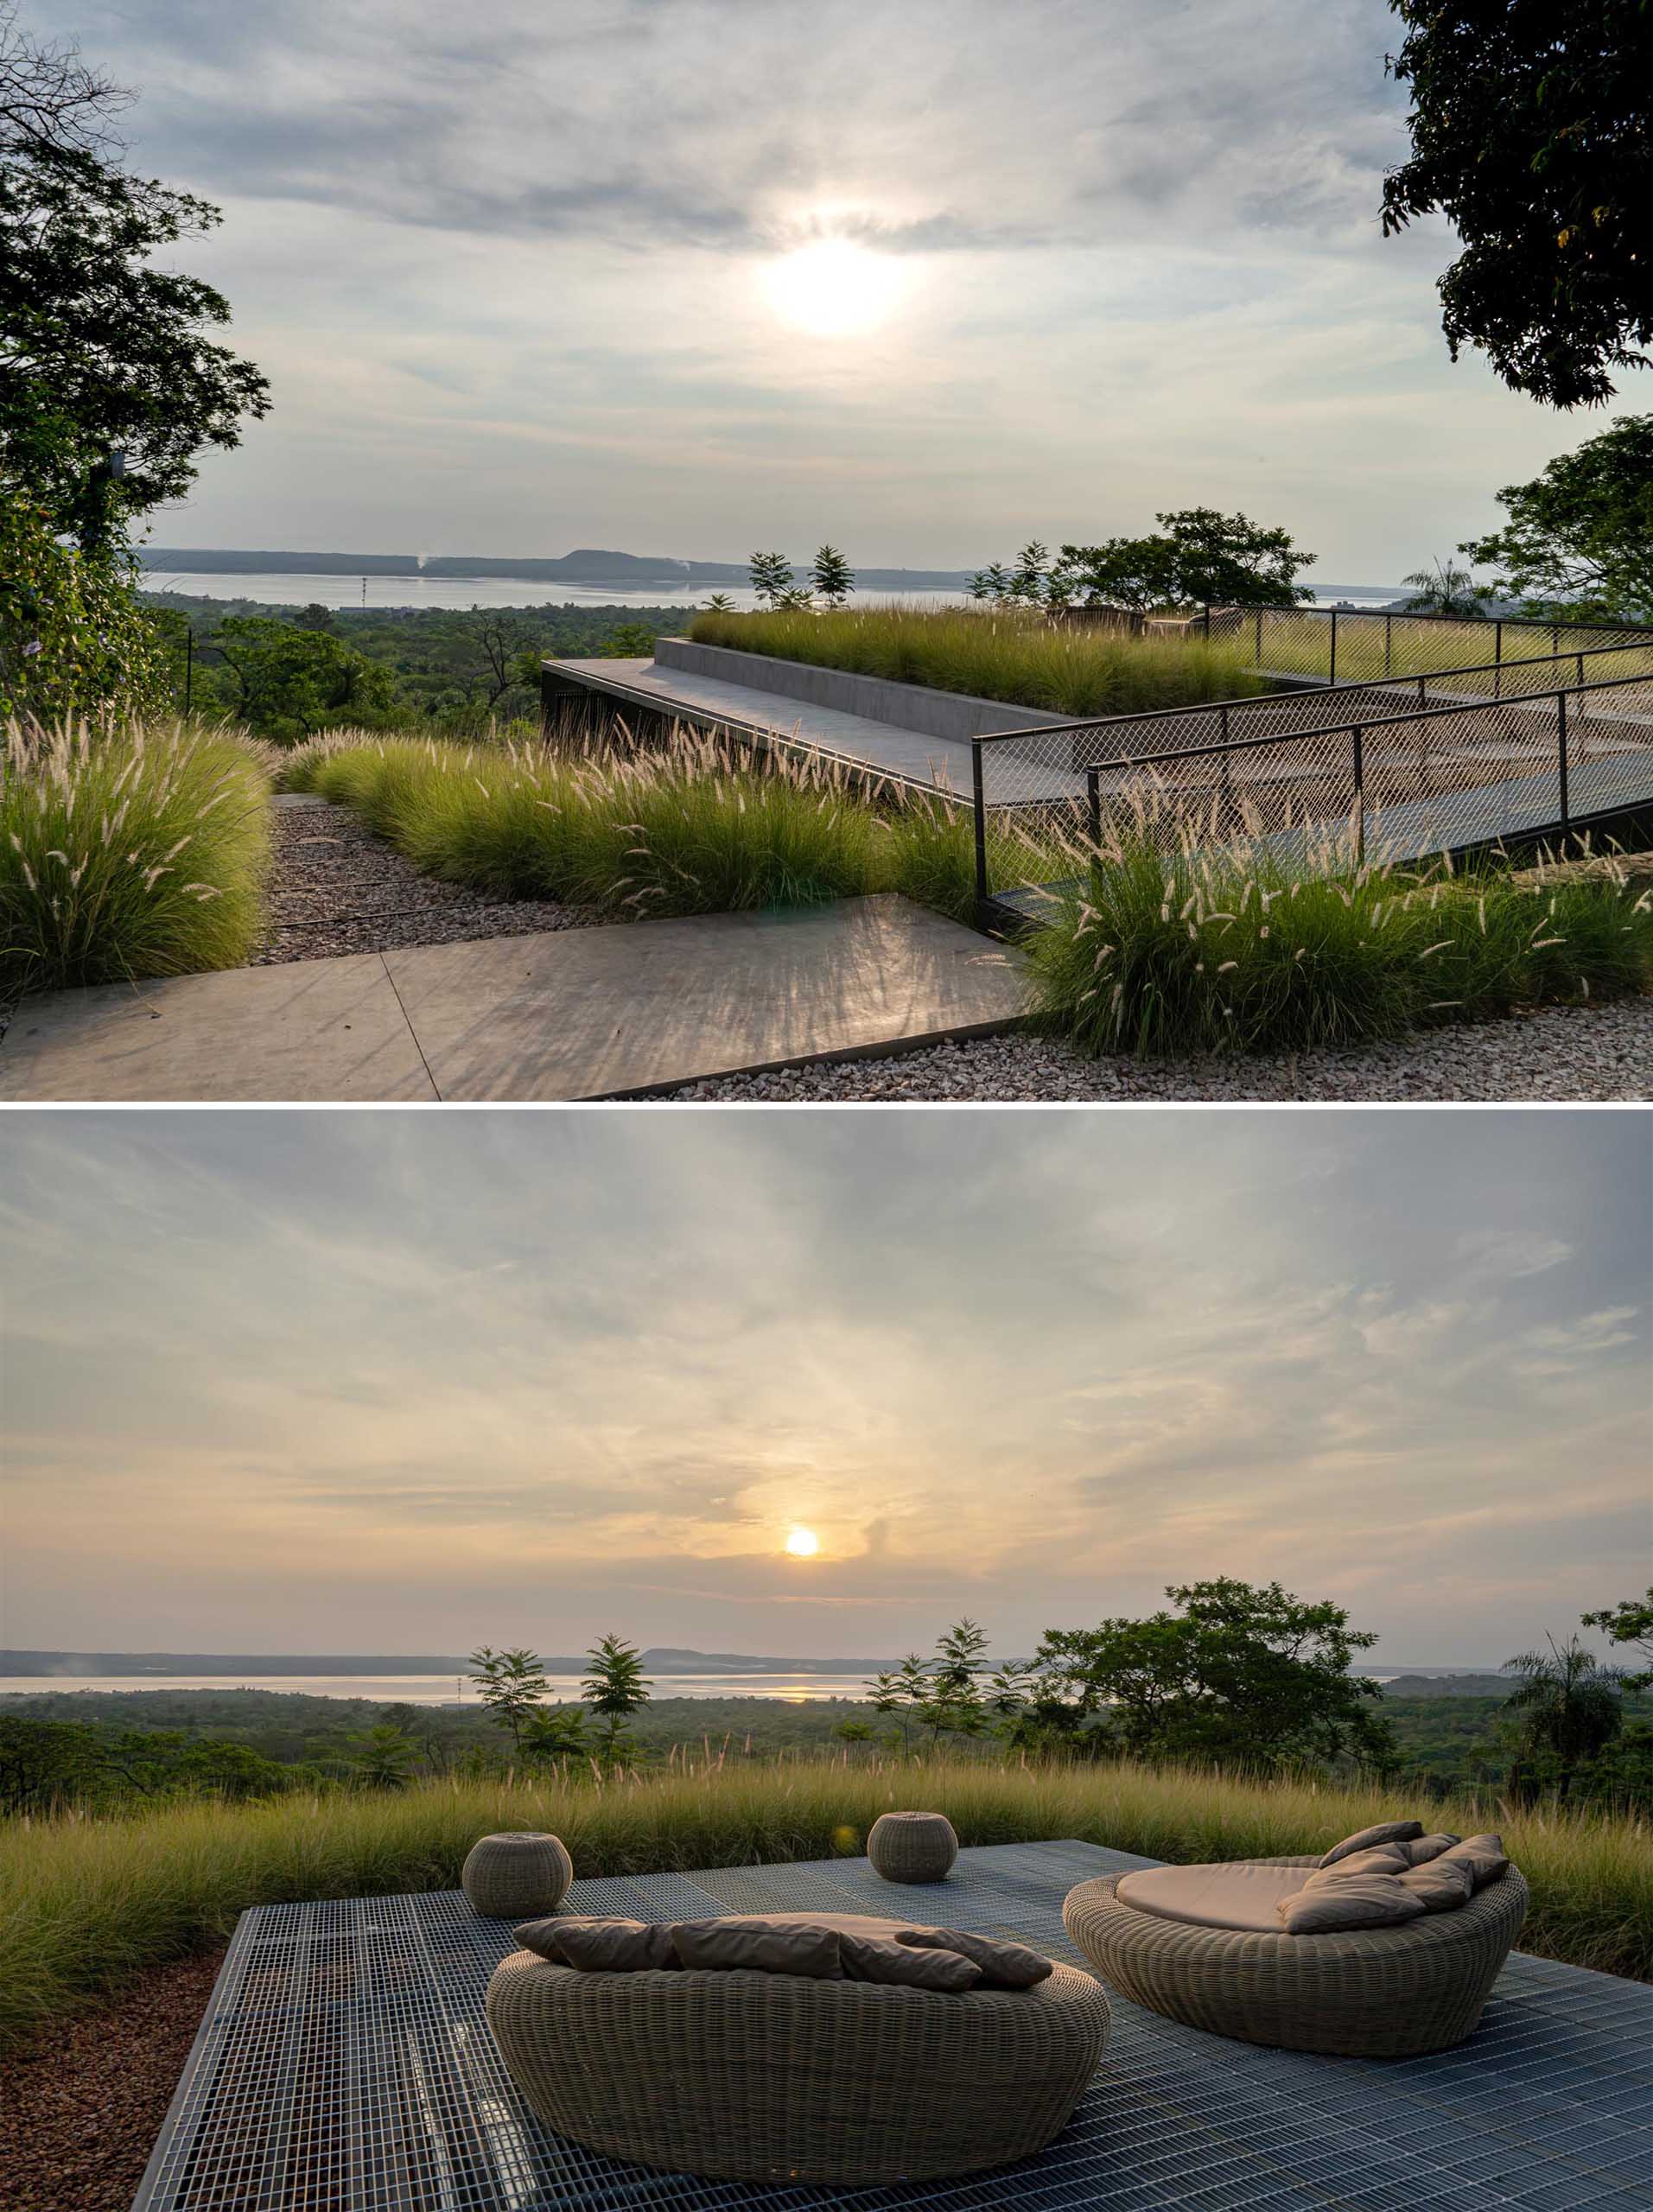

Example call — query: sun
[762,239,904,339]
[784,1525,821,1558]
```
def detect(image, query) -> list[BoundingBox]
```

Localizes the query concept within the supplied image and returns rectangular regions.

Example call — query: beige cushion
[1302,1844,1411,1887]
[515,1916,678,1970]
[671,1916,843,1978]
[1437,1834,1509,1891]
[840,1932,982,1989]
[1318,1820,1425,1869]
[898,1928,1053,1988]
[1397,1859,1475,1912]
[1116,1861,1308,1933]
[1278,1876,1429,1935]
[1401,1833,1461,1866]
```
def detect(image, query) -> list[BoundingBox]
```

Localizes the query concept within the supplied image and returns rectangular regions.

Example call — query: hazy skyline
[3,1111,1647,1669]
[47,0,1648,576]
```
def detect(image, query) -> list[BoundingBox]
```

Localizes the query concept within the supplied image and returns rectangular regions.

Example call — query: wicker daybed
[1064,1853,1529,2058]
[486,1911,1110,2184]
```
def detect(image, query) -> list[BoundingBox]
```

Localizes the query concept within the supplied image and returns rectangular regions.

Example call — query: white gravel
[665,996,1653,1103]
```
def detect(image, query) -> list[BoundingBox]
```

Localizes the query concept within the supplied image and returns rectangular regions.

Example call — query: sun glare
[762,239,904,339]
[784,1524,821,1558]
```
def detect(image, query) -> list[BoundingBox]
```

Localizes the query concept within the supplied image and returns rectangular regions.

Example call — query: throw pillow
[896,1928,1053,1988]
[671,1916,844,1978]
[840,1932,982,1989]
[514,1916,678,1970]
[1397,1860,1475,1912]
[1278,1876,1429,1935]
[1317,1819,1425,1869]
[1302,1844,1412,1887]
[1401,1833,1462,1866]
[1436,1834,1509,1891]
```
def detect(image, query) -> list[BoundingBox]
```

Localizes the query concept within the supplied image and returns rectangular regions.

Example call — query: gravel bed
[0,1947,226,2212]
[665,995,1653,1103]
[252,796,597,963]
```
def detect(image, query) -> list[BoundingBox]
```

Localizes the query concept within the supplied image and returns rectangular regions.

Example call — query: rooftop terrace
[134,1840,1651,2212]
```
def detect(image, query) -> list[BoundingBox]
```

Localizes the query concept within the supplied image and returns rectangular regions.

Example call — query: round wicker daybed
[1063,1855,1528,2059]
[486,1941,1110,2184]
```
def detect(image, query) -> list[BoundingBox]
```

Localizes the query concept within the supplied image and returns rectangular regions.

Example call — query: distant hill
[137,547,977,590]
[1,1647,898,1677]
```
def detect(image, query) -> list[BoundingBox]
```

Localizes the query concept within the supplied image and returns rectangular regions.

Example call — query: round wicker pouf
[868,1809,958,1884]
[461,1831,573,1919]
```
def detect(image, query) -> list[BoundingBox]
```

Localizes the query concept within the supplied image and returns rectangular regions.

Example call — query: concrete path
[0,895,1029,1103]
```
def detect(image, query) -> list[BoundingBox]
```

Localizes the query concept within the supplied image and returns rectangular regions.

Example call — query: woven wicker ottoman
[868,1809,958,1883]
[1064,1856,1529,2058]
[486,1944,1109,2183]
[461,1832,573,1919]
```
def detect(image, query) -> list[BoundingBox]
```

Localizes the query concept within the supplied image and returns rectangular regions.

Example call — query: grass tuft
[282,725,981,923]
[1,718,275,996]
[1024,822,1653,1057]
[688,604,1266,716]
[0,1758,1645,2050]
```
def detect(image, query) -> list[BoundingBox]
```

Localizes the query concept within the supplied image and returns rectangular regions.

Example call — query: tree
[467,1646,550,1758]
[595,620,658,659]
[925,1618,989,1745]
[810,545,855,607]
[207,614,401,739]
[1033,1579,1393,1772]
[1051,536,1184,613]
[702,592,736,613]
[1398,559,1493,619]
[1457,417,1653,623]
[747,551,798,609]
[520,1706,591,1764]
[1381,2,1653,408]
[346,1724,414,1792]
[0,484,168,724]
[1148,509,1316,608]
[461,610,533,709]
[1580,1589,1653,1691]
[1501,1635,1624,1796]
[0,6,270,538]
[582,1633,652,1765]
[974,512,1315,614]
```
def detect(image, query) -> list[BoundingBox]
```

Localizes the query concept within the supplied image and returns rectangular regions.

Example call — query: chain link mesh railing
[974,662,1653,915]
[1212,601,1653,687]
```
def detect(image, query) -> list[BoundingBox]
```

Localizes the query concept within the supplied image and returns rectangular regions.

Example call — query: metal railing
[1205,601,1653,689]
[972,663,1653,913]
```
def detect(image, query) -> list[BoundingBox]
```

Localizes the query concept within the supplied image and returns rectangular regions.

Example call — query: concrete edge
[594,1006,1037,1100]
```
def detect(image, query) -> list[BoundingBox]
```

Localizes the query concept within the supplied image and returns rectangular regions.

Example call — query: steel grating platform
[132,1840,1653,2212]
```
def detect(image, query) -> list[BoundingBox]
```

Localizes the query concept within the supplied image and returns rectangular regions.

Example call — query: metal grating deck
[132,1840,1653,2212]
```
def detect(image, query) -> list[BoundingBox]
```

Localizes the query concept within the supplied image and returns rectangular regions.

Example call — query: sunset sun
[784,1524,821,1558]
[762,239,904,338]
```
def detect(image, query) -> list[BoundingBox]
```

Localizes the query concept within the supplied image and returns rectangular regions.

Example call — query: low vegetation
[0,718,273,996]
[688,603,1266,716]
[1,1758,1645,2054]
[1024,829,1653,1058]
[282,726,978,922]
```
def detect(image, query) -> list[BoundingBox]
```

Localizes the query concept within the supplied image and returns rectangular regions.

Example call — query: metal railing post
[1255,608,1262,664]
[971,739,989,908]
[1351,724,1364,866]
[1086,766,1101,851]
[1557,690,1569,836]
[1203,601,1211,641]
[1384,613,1392,677]
[1329,607,1338,685]
[1494,620,1503,700]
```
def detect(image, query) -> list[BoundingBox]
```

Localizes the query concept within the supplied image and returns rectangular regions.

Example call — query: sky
[43,0,1649,576]
[3,1109,1648,1668]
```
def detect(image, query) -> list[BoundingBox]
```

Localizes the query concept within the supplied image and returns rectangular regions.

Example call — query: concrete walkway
[0,896,1030,1102]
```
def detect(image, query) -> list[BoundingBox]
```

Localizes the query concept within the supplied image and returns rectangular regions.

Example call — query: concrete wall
[652,637,1069,741]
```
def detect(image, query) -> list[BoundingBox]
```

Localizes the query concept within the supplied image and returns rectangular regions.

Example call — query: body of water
[137,571,1406,616]
[0,1671,873,1706]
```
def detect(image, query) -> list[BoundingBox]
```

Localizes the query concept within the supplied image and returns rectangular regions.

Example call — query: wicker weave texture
[1064,1855,1529,2058]
[868,1809,958,1884]
[486,1947,1109,2184]
[462,1832,574,1918]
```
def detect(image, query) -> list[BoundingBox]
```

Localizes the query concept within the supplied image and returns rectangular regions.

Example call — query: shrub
[688,603,1264,716]
[0,1758,1645,2049]
[282,726,979,923]
[0,491,172,728]
[0,718,274,995]
[1025,826,1653,1057]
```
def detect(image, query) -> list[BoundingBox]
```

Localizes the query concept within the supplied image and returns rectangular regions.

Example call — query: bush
[0,491,171,728]
[1025,829,1653,1057]
[0,718,274,995]
[283,726,979,923]
[0,1758,1645,2049]
[688,603,1264,716]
